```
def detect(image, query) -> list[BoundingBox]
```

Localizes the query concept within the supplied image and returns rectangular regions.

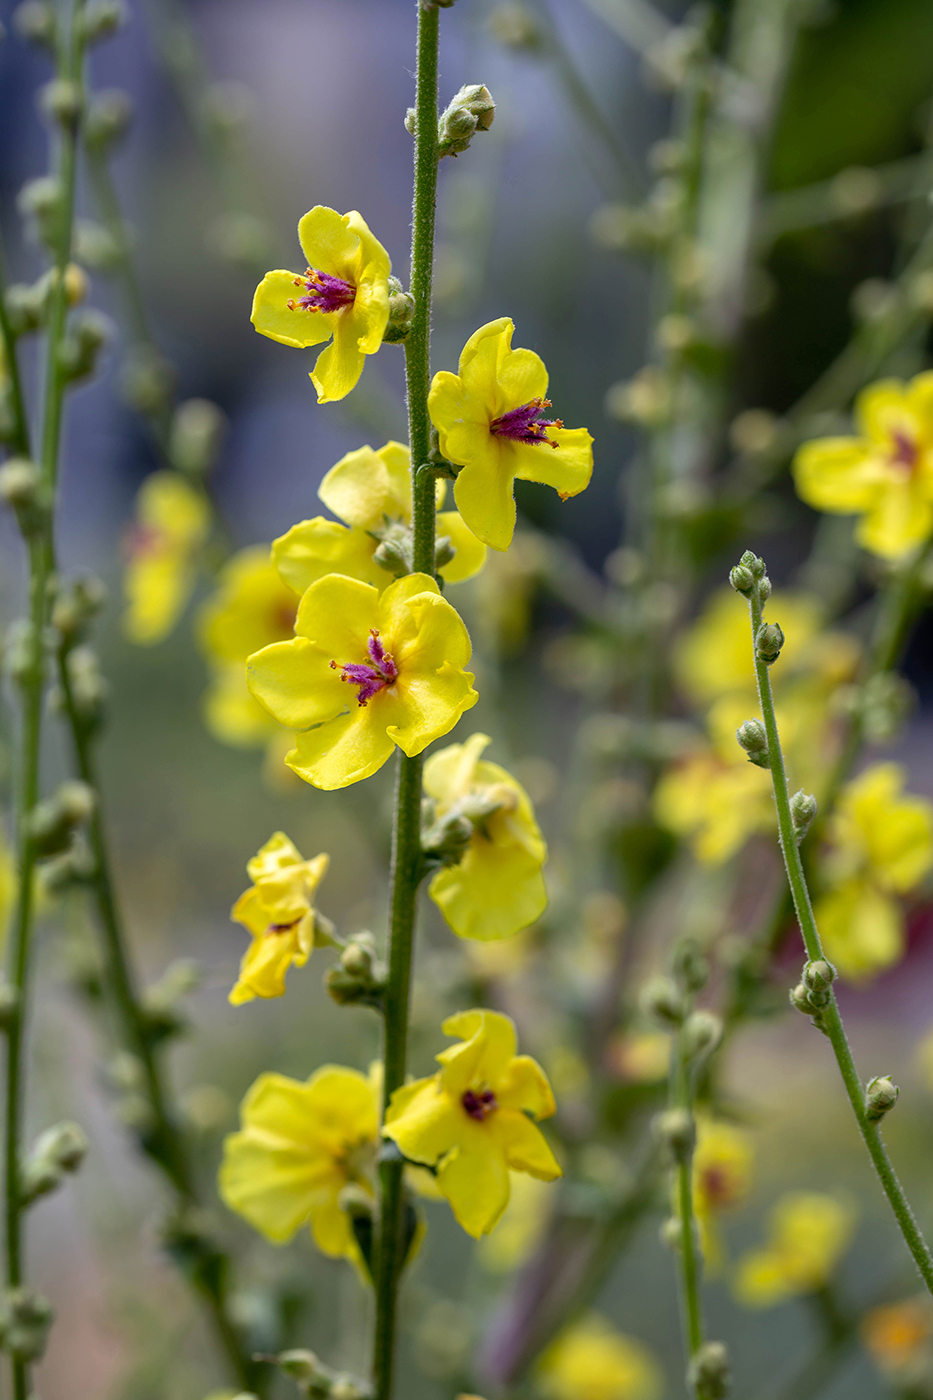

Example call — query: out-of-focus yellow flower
[383,1009,561,1238]
[122,471,210,644]
[423,733,547,941]
[273,441,486,593]
[793,373,933,559]
[815,764,933,980]
[247,572,478,790]
[692,1117,754,1269]
[198,546,299,749]
[463,927,536,981]
[675,589,824,708]
[607,1031,670,1083]
[654,751,773,864]
[251,206,391,404]
[228,833,328,1005]
[219,1064,378,1268]
[477,1171,552,1273]
[474,533,543,654]
[734,1193,855,1307]
[862,1297,933,1375]
[538,1316,662,1400]
[428,318,593,551]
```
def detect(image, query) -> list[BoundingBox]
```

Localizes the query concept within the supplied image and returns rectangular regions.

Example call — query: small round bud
[340,941,373,978]
[729,563,754,595]
[655,1108,695,1163]
[671,937,708,994]
[682,1010,722,1063]
[84,88,134,149]
[383,276,414,343]
[13,1,56,46]
[438,84,496,157]
[688,1340,730,1400]
[74,219,122,270]
[0,459,42,511]
[789,982,813,1014]
[38,79,82,129]
[758,575,772,601]
[640,975,686,1027]
[77,0,128,41]
[28,781,95,856]
[739,550,766,577]
[736,718,769,768]
[729,408,779,455]
[755,621,784,664]
[866,1075,899,1122]
[20,1120,88,1205]
[802,959,835,1007]
[659,1215,682,1250]
[277,1350,327,1382]
[372,523,414,578]
[17,176,62,244]
[790,789,817,842]
[51,576,106,645]
[169,398,227,478]
[0,1286,54,1362]
[404,107,416,135]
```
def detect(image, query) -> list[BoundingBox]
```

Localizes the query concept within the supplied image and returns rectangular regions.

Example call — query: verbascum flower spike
[422,733,547,940]
[273,441,486,594]
[122,471,210,644]
[219,1064,378,1269]
[383,1009,561,1238]
[792,373,933,559]
[247,572,478,789]
[229,833,329,1005]
[251,206,391,403]
[428,317,594,550]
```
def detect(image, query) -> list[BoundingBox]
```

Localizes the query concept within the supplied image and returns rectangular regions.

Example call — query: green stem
[0,235,31,459]
[747,569,933,1296]
[373,7,440,1400]
[671,1031,704,1374]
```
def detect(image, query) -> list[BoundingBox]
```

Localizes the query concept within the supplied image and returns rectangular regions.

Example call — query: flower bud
[438,84,495,158]
[58,308,111,380]
[325,934,386,1008]
[0,1286,54,1362]
[640,974,686,1027]
[38,79,82,130]
[383,276,414,343]
[13,1,56,47]
[3,620,41,687]
[866,1075,899,1123]
[789,982,813,1014]
[688,1340,730,1400]
[671,937,708,994]
[277,1349,330,1384]
[120,345,176,415]
[20,1120,88,1205]
[17,175,62,245]
[729,563,754,595]
[51,575,106,645]
[655,1108,695,1163]
[0,458,47,536]
[28,781,95,856]
[736,718,769,768]
[434,534,456,571]
[372,523,414,578]
[84,88,134,149]
[682,1010,722,1063]
[65,646,108,729]
[802,959,835,1007]
[755,621,784,664]
[790,789,817,843]
[170,398,227,478]
[659,1215,682,1250]
[77,0,128,42]
[74,218,122,270]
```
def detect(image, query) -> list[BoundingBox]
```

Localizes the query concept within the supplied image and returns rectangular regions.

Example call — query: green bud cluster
[0,1286,54,1362]
[866,1074,899,1123]
[671,936,708,994]
[0,458,47,536]
[28,781,94,856]
[789,789,817,843]
[735,717,769,768]
[688,1340,730,1400]
[58,308,112,381]
[654,1107,695,1164]
[728,550,766,596]
[434,83,496,158]
[382,276,415,344]
[51,575,106,646]
[790,958,836,1030]
[273,1347,373,1399]
[372,522,414,578]
[20,1120,88,1206]
[325,933,387,1009]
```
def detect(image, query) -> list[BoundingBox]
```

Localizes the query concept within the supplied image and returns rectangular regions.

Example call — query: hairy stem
[373,6,440,1400]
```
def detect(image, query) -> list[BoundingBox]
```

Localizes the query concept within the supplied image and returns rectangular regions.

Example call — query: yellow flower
[538,1317,662,1400]
[428,318,593,551]
[383,1009,561,1238]
[477,1171,552,1273]
[219,1063,378,1267]
[229,833,329,1005]
[815,764,933,980]
[734,1193,855,1308]
[198,546,299,748]
[423,733,547,941]
[251,206,391,404]
[793,373,933,558]
[247,572,478,790]
[122,471,210,644]
[862,1297,933,1375]
[273,441,486,594]
[654,750,773,864]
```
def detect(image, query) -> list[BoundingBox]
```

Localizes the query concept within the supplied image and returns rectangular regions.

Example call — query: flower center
[287,267,356,315]
[265,919,299,936]
[331,629,398,706]
[462,1088,498,1121]
[490,397,562,448]
[889,429,919,476]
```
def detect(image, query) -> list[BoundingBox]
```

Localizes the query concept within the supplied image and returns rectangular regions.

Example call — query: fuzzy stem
[373,7,440,1400]
[747,567,933,1296]
[671,1030,705,1377]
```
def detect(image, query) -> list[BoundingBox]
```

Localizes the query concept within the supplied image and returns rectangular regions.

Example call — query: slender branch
[373,7,440,1400]
[672,1031,704,1367]
[743,558,933,1296]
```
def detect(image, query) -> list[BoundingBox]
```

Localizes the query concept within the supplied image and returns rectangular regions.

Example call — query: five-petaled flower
[428,318,594,551]
[229,833,329,1005]
[793,373,933,559]
[122,471,210,645]
[383,1008,561,1238]
[273,440,486,594]
[219,1064,378,1269]
[424,733,548,940]
[251,206,391,404]
[247,572,478,789]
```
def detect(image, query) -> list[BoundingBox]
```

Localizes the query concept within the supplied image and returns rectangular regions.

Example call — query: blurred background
[4,0,933,1397]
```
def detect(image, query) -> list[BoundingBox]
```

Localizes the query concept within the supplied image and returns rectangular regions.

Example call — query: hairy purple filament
[890,429,919,473]
[490,396,562,448]
[266,920,299,936]
[287,267,356,315]
[331,629,398,706]
[462,1089,498,1121]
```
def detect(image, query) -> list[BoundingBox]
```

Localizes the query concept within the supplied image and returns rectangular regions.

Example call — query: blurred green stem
[373,6,440,1399]
[747,565,933,1296]
[671,1023,705,1377]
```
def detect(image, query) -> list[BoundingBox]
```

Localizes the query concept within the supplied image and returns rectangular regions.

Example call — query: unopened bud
[84,88,133,149]
[20,1120,88,1204]
[729,563,754,595]
[640,975,686,1027]
[802,959,835,1007]
[659,1215,682,1250]
[655,1108,695,1163]
[77,0,128,42]
[65,646,108,727]
[755,621,784,664]
[17,175,62,244]
[13,1,56,46]
[434,534,455,570]
[372,524,414,578]
[438,84,496,158]
[277,1349,328,1383]
[340,938,374,979]
[141,958,200,1042]
[74,218,122,270]
[170,398,226,478]
[688,1340,730,1400]
[789,982,813,1014]
[866,1075,899,1122]
[58,308,111,380]
[0,460,46,536]
[326,934,386,1008]
[38,78,82,129]
[28,781,95,856]
[736,718,769,768]
[0,1286,54,1362]
[671,937,708,993]
[383,276,414,343]
[790,789,817,842]
[51,575,105,645]
[682,1010,722,1062]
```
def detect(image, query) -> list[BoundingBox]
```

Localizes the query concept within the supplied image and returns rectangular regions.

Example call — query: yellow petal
[308,1190,362,1260]
[436,1136,511,1237]
[457,317,516,406]
[492,345,549,419]
[304,1062,379,1143]
[437,510,488,583]
[855,379,912,446]
[454,456,516,552]
[906,370,933,438]
[198,545,298,664]
[511,427,594,498]
[297,205,361,279]
[272,517,390,593]
[857,477,933,558]
[792,437,884,513]
[383,1077,464,1165]
[423,733,491,803]
[496,1055,557,1119]
[489,1110,561,1179]
[247,637,347,730]
[251,269,333,349]
[219,1127,338,1243]
[318,443,411,529]
[294,572,381,650]
[204,666,277,747]
[229,923,306,1005]
[429,833,546,941]
[123,553,197,645]
[137,471,210,542]
[310,319,367,403]
[285,705,397,789]
[438,1009,518,1097]
[815,880,903,982]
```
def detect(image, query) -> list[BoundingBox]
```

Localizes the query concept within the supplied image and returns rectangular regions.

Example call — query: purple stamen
[287,267,356,315]
[462,1089,498,1121]
[266,920,299,935]
[890,429,919,473]
[490,397,562,448]
[331,629,398,706]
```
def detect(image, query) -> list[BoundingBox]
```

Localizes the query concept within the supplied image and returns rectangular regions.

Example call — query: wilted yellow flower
[251,206,391,403]
[428,318,593,551]
[539,1317,662,1400]
[477,1171,552,1272]
[247,572,478,789]
[219,1064,378,1267]
[229,833,329,1006]
[273,441,486,593]
[793,373,933,558]
[122,471,210,644]
[862,1297,933,1375]
[423,733,547,941]
[734,1193,855,1307]
[383,1009,561,1238]
[815,764,933,980]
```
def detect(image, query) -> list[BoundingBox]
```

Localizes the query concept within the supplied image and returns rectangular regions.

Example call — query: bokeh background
[3,0,933,1397]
